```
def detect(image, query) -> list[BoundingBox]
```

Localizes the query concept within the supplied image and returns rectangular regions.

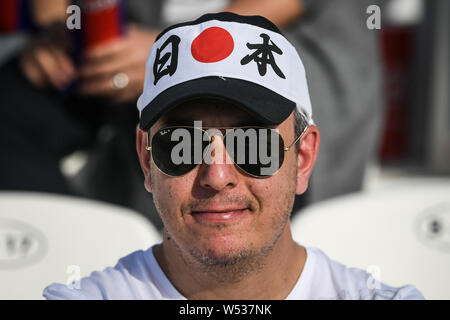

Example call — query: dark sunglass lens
[151,127,208,176]
[225,128,284,177]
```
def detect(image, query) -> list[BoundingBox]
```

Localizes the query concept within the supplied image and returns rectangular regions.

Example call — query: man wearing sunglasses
[43,12,423,300]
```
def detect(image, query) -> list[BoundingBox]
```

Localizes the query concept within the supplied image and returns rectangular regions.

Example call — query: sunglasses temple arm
[146,132,152,151]
[284,126,309,151]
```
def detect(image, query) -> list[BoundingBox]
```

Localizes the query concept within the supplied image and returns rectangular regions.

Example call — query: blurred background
[0,0,448,299]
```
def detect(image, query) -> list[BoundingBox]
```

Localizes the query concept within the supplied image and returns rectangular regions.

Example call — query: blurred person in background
[0,0,382,229]
[0,0,165,229]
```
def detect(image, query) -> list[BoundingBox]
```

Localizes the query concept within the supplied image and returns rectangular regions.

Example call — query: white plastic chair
[0,192,162,300]
[291,176,450,299]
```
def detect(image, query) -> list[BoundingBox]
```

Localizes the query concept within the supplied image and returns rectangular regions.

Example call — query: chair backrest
[291,177,450,300]
[0,192,162,300]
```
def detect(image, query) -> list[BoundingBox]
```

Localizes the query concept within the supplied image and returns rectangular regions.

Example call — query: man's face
[141,99,303,266]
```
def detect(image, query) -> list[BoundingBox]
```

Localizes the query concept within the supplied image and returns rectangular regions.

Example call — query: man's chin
[189,241,255,266]
[185,240,275,283]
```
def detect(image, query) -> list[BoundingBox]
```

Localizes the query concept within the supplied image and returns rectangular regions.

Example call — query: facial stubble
[150,158,298,284]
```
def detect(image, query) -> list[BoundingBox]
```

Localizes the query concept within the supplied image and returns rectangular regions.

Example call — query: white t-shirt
[42,244,424,300]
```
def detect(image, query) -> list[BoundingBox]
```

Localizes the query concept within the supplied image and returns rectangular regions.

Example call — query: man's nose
[197,136,239,192]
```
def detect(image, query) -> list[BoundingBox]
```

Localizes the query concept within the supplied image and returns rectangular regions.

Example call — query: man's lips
[190,208,249,223]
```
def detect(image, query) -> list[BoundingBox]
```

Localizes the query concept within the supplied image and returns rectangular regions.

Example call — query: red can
[79,0,126,50]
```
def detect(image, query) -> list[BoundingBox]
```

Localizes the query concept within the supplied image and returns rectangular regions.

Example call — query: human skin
[136,99,320,299]
[224,0,304,28]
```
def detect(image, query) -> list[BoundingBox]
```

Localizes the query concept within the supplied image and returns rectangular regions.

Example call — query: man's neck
[153,225,306,299]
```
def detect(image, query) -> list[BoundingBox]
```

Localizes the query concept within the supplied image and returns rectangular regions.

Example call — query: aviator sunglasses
[146,126,308,178]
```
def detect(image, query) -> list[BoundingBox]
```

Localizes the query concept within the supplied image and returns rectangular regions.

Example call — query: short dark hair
[293,108,309,153]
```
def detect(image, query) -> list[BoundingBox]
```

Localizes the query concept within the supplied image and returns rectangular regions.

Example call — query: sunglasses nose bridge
[205,132,234,165]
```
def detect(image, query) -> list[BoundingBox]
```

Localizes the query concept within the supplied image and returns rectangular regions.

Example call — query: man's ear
[136,125,152,193]
[295,125,320,195]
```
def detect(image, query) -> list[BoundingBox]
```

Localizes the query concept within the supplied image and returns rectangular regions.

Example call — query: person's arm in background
[224,0,305,28]
[15,0,158,101]
[19,0,77,89]
[30,0,68,26]
[0,0,69,65]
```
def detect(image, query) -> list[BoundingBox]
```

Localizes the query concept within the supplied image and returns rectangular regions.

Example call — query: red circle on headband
[191,27,234,63]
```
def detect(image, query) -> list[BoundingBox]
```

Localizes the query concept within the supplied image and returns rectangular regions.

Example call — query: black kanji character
[240,33,286,79]
[153,35,181,85]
